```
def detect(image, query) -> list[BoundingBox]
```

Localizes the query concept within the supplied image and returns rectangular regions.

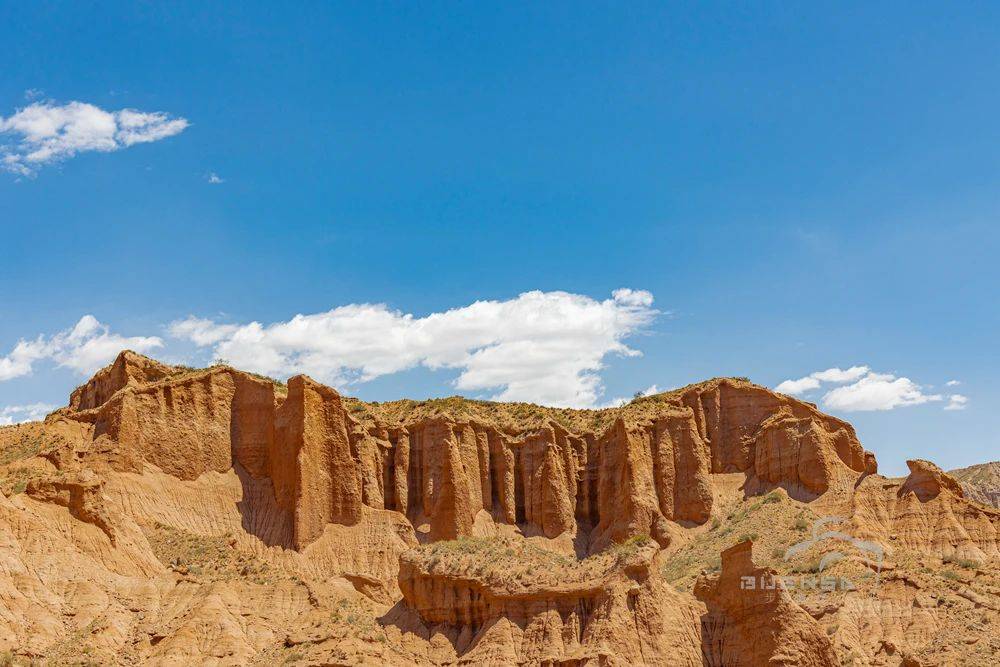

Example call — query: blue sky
[1,2,997,474]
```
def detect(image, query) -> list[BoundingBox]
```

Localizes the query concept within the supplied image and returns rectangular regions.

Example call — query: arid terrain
[949,461,1000,510]
[0,351,997,666]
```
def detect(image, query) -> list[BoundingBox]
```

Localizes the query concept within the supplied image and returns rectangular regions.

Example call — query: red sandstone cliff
[0,351,996,665]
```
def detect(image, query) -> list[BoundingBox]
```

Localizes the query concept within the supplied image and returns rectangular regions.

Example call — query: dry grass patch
[660,492,816,591]
[416,533,655,590]
[144,522,276,583]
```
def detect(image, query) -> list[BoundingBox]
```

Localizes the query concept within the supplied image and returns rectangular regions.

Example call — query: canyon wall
[55,352,880,555]
[4,351,997,665]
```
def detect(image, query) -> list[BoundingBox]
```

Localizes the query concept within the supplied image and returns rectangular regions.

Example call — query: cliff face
[850,459,1000,564]
[694,540,838,667]
[950,460,1000,509]
[53,352,878,555]
[395,537,705,665]
[1,351,996,666]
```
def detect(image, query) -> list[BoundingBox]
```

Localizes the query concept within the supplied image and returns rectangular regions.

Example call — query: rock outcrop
[24,468,115,543]
[0,351,995,665]
[950,460,1000,509]
[51,353,881,556]
[272,376,363,548]
[850,459,1000,564]
[694,540,838,666]
[396,537,705,665]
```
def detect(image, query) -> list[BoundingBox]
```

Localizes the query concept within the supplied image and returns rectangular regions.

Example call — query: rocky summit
[0,351,997,666]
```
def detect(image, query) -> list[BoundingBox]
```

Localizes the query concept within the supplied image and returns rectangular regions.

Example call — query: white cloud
[206,172,224,184]
[0,101,188,175]
[775,376,821,396]
[776,365,963,412]
[944,394,968,411]
[0,403,57,426]
[810,366,870,383]
[945,379,961,387]
[822,372,942,411]
[640,384,660,396]
[0,338,49,382]
[775,365,869,396]
[0,315,163,381]
[170,289,657,408]
[168,316,239,346]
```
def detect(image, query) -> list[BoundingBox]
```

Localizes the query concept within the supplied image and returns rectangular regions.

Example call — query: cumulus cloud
[775,365,869,396]
[945,379,961,387]
[0,403,57,426]
[167,316,239,346]
[0,315,163,381]
[774,376,821,396]
[775,365,959,412]
[810,366,871,383]
[0,100,188,175]
[944,394,968,411]
[206,172,224,184]
[170,289,657,408]
[821,372,942,411]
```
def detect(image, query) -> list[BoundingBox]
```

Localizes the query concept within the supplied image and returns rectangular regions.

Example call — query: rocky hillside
[0,351,997,666]
[950,461,1000,509]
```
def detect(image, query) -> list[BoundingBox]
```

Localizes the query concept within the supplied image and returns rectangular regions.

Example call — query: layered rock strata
[395,540,705,665]
[694,540,838,666]
[53,352,879,554]
[851,459,1000,564]
[1,351,997,664]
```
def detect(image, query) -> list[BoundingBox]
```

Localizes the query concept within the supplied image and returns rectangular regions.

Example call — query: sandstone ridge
[0,351,996,665]
[51,351,879,553]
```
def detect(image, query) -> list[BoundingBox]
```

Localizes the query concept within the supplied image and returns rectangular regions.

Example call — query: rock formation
[694,540,838,666]
[395,537,705,665]
[950,460,1000,509]
[850,459,999,564]
[0,351,996,665]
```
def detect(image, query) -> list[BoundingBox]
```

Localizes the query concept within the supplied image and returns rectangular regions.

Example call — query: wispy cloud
[0,403,57,426]
[0,100,188,175]
[944,394,968,411]
[0,315,163,381]
[170,289,657,408]
[775,365,959,412]
[206,172,224,184]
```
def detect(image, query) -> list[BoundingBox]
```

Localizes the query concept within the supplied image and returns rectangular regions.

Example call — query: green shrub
[612,534,651,562]
[943,555,978,570]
